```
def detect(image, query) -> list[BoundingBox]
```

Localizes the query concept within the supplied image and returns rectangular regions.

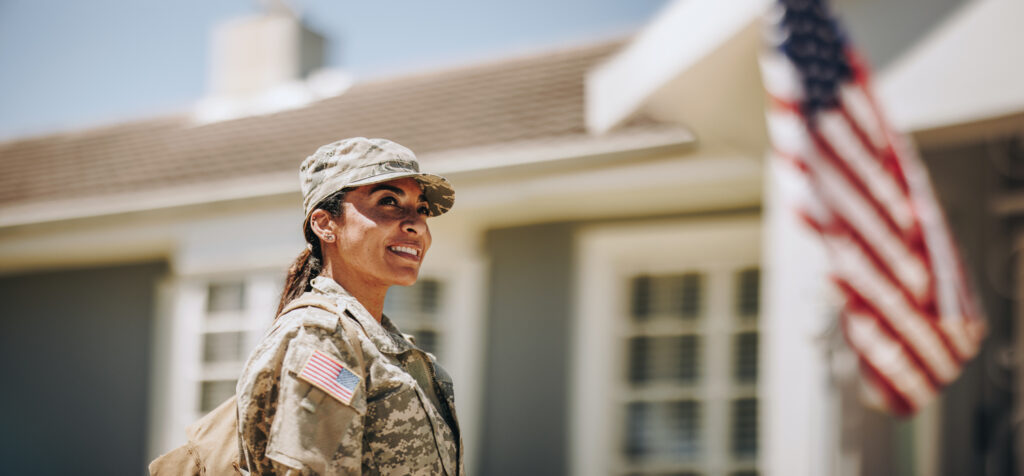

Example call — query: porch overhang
[585,0,772,140]
[877,0,1024,141]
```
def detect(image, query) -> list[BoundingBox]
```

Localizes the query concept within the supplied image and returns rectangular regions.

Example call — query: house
[0,1,1020,475]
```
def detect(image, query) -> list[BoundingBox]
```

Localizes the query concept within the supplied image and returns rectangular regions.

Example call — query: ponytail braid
[276,189,347,315]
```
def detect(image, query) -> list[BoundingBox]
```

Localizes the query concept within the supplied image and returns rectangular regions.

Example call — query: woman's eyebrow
[369,184,428,203]
[369,184,404,195]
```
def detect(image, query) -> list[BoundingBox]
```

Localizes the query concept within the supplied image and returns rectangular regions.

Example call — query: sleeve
[239,317,368,476]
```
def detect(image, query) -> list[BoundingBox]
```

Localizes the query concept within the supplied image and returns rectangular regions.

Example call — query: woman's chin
[388,271,421,287]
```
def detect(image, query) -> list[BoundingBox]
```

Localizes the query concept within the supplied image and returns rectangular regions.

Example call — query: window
[196,279,249,414]
[199,380,237,412]
[733,332,758,383]
[626,400,702,462]
[178,274,447,419]
[632,273,703,320]
[735,268,759,319]
[620,269,760,476]
[569,219,765,476]
[730,398,758,460]
[206,281,245,313]
[730,269,760,471]
[629,335,701,384]
[383,278,445,356]
[190,275,280,418]
[203,331,246,364]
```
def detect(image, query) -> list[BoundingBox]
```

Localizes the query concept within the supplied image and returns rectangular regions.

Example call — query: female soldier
[236,137,462,475]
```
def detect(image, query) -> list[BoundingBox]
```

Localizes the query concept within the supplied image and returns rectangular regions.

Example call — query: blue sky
[0,0,669,141]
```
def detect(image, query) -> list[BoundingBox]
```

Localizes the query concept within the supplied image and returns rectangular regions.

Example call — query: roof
[0,39,690,227]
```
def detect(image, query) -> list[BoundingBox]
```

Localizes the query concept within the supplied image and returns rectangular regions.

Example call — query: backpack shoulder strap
[278,293,343,318]
[277,293,367,369]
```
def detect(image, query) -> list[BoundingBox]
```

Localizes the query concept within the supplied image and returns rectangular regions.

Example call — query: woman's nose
[402,212,427,235]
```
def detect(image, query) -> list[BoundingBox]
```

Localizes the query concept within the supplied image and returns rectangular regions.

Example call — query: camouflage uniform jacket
[237,276,463,475]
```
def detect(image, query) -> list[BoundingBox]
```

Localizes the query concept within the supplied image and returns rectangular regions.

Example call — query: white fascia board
[0,129,693,229]
[0,171,298,229]
[586,0,772,135]
[422,126,694,176]
[878,0,1024,132]
[451,149,764,230]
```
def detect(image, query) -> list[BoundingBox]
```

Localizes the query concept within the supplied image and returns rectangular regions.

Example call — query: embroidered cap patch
[298,349,361,405]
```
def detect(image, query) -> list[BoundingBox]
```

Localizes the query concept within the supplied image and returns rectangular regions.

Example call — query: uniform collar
[310,276,416,355]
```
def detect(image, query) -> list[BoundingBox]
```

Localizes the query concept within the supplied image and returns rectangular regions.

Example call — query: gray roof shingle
[0,39,679,217]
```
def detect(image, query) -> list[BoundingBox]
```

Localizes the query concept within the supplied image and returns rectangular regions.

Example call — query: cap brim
[346,171,455,217]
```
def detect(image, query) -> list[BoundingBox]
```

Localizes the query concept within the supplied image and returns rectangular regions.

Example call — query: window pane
[678,274,702,318]
[625,400,701,462]
[631,273,703,320]
[384,279,441,321]
[734,332,758,383]
[736,268,760,318]
[731,398,758,459]
[207,281,245,313]
[203,331,246,363]
[383,285,412,316]
[384,279,443,356]
[625,473,701,476]
[419,279,441,313]
[629,336,700,384]
[631,276,652,318]
[413,330,439,355]
[200,380,236,413]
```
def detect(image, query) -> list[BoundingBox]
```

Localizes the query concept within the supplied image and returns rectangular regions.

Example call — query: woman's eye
[378,196,398,206]
[418,205,430,216]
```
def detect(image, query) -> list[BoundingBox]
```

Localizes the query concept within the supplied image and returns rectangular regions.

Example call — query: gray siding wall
[924,142,1016,476]
[0,261,167,476]
[478,223,574,476]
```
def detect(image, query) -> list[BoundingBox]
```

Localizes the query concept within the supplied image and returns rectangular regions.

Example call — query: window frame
[571,217,761,476]
[148,239,488,476]
[149,269,282,451]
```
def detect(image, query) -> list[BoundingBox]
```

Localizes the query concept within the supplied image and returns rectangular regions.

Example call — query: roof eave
[0,127,695,229]
[585,0,772,135]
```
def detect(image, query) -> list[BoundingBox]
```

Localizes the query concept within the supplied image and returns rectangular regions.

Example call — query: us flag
[298,349,361,405]
[759,0,986,414]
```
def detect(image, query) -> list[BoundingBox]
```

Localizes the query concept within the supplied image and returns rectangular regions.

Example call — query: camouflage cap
[300,137,455,227]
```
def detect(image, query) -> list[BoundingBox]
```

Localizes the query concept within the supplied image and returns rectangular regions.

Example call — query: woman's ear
[309,209,337,244]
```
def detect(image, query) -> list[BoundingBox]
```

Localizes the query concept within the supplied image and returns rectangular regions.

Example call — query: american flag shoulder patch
[297,349,361,406]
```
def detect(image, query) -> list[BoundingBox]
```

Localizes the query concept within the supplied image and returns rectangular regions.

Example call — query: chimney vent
[195,5,348,123]
[208,9,324,97]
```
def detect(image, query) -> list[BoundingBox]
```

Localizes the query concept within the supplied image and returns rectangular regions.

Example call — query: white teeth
[390,246,419,256]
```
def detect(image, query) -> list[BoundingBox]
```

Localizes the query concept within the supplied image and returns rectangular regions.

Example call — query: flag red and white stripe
[297,349,361,405]
[760,0,986,414]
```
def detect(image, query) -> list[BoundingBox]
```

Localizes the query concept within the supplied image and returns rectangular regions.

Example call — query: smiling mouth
[388,245,421,260]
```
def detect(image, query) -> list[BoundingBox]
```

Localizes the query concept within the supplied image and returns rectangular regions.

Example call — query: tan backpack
[149,294,361,475]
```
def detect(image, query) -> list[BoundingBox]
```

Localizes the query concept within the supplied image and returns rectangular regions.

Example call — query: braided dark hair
[276,189,347,315]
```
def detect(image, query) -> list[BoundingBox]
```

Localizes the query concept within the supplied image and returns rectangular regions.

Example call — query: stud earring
[324,234,335,242]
